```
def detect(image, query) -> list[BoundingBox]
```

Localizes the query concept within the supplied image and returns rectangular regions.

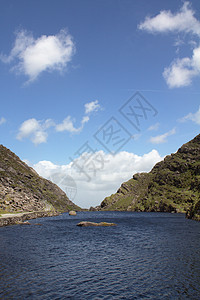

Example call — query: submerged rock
[77,221,116,227]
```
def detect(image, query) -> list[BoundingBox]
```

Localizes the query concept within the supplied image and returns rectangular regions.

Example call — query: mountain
[0,145,80,214]
[99,134,200,220]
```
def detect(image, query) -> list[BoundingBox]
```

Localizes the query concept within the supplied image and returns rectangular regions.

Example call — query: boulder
[69,210,77,216]
[77,221,116,227]
[19,221,31,225]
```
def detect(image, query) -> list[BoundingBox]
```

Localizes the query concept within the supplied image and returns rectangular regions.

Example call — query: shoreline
[0,211,60,227]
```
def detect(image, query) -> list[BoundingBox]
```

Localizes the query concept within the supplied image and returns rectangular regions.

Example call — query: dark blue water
[0,212,200,299]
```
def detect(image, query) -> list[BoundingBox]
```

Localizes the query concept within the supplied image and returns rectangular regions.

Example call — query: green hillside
[99,134,200,220]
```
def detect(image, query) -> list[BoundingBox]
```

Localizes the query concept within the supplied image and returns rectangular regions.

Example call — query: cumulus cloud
[150,128,176,144]
[84,100,101,114]
[55,100,101,133]
[138,2,200,35]
[179,106,200,125]
[56,116,82,133]
[0,117,6,125]
[139,2,200,88]
[33,149,163,208]
[16,118,54,145]
[55,115,90,133]
[0,29,75,82]
[17,100,101,143]
[163,47,200,88]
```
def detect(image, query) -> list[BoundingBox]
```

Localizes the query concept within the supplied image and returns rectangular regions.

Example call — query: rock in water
[69,211,77,216]
[77,221,116,227]
[18,221,31,225]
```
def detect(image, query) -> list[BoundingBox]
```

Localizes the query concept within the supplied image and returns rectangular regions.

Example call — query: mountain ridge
[0,144,80,214]
[98,134,200,220]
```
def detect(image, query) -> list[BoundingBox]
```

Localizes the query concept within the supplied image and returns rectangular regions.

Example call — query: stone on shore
[0,211,59,227]
[18,221,31,225]
[69,211,77,216]
[77,221,116,227]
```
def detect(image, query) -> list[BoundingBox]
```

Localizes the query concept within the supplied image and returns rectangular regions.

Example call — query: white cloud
[148,122,160,131]
[84,100,101,114]
[31,130,48,145]
[16,118,54,145]
[150,128,176,144]
[56,100,101,133]
[55,116,82,133]
[33,160,69,177]
[81,115,90,124]
[163,47,200,88]
[17,100,101,143]
[55,115,90,133]
[193,46,200,70]
[138,2,200,36]
[33,149,163,208]
[0,29,75,82]
[138,2,200,88]
[179,106,200,125]
[0,117,6,125]
[17,118,40,138]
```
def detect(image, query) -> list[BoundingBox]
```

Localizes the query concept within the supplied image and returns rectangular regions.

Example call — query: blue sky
[0,0,200,208]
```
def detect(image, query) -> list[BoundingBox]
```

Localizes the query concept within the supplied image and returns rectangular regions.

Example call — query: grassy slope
[100,134,200,218]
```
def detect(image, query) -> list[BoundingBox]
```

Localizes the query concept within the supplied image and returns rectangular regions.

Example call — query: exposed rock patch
[0,144,80,215]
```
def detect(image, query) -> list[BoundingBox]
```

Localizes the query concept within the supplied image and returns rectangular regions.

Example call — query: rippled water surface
[0,212,200,299]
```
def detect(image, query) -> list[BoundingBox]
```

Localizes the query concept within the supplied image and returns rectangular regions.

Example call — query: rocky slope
[0,145,80,214]
[99,134,200,220]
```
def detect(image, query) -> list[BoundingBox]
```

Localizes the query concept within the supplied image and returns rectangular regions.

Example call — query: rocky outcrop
[69,210,77,216]
[99,134,200,220]
[0,211,59,227]
[0,145,80,214]
[77,221,116,227]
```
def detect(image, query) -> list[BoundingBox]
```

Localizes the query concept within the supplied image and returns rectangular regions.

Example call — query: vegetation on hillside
[99,134,200,220]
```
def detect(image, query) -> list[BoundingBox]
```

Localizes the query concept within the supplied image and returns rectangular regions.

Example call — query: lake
[0,211,200,299]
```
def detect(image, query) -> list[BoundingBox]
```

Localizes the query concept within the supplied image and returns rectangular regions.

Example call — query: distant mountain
[99,134,200,221]
[0,145,80,214]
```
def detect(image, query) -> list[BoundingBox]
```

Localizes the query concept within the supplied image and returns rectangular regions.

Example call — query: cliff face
[0,145,80,213]
[99,134,200,219]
